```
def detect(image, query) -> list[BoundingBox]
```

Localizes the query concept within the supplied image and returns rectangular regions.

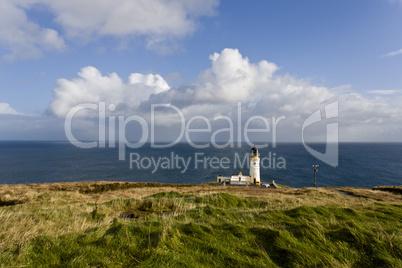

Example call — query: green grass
[0,186,401,267]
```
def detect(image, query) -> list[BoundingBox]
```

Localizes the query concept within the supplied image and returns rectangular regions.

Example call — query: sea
[0,141,401,188]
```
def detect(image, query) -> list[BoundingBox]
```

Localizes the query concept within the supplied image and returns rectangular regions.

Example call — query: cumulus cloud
[194,48,279,102]
[144,48,333,116]
[48,48,402,142]
[49,66,170,117]
[0,0,219,59]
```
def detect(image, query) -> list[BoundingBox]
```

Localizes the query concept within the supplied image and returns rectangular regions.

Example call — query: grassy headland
[0,182,401,267]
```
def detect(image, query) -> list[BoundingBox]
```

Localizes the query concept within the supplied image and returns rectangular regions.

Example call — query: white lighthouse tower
[250,146,260,185]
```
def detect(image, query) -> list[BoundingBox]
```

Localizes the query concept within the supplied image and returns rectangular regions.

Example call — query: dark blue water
[0,141,401,188]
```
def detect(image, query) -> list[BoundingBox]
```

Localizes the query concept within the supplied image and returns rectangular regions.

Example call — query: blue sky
[0,0,402,142]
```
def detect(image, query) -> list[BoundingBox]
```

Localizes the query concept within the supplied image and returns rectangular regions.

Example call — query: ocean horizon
[1,141,401,188]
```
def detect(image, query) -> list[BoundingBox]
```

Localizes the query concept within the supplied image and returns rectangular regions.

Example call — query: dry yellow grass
[0,181,400,256]
[0,181,401,267]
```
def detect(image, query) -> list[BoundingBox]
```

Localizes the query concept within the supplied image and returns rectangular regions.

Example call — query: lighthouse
[250,146,260,185]
[216,145,262,186]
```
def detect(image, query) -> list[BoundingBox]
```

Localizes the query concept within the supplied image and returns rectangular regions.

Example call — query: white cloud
[49,66,170,117]
[48,48,402,142]
[0,0,219,59]
[0,102,21,115]
[146,48,334,116]
[194,48,279,102]
[380,48,402,58]
[0,1,66,61]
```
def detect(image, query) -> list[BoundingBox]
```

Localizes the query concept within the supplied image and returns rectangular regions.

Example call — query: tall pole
[313,165,319,187]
